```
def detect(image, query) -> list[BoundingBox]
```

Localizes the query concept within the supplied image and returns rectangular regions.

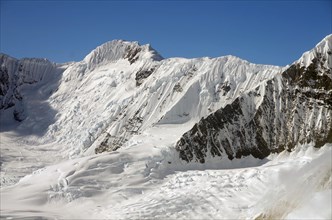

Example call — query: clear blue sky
[1,0,331,66]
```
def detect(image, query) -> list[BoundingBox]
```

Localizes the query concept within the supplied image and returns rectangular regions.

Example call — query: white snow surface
[1,37,331,219]
[1,40,283,159]
[297,34,332,69]
[1,129,331,219]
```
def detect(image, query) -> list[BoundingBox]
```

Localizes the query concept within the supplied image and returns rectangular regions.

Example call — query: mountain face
[92,55,281,155]
[1,36,331,220]
[0,54,65,122]
[176,35,332,163]
[0,36,331,163]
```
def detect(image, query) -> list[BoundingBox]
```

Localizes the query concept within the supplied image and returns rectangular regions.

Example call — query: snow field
[1,36,331,219]
[1,124,331,219]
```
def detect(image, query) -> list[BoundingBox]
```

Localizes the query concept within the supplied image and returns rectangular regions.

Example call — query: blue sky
[1,1,331,66]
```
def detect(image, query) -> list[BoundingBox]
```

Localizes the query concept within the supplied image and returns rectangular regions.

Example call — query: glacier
[0,35,331,219]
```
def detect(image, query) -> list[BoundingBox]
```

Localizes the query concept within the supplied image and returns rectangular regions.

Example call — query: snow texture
[176,34,332,163]
[0,35,331,219]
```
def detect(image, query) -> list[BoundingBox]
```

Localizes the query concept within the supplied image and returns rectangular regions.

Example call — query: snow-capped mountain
[1,40,282,158]
[176,35,332,163]
[0,35,331,219]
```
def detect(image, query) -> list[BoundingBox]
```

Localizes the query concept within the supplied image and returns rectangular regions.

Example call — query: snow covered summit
[1,36,331,161]
[0,35,331,220]
[83,40,163,70]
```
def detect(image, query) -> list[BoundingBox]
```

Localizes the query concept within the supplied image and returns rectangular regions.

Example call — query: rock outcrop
[176,35,332,163]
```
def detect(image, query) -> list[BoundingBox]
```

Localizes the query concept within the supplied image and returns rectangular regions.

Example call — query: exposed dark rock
[0,67,9,97]
[184,65,197,79]
[176,52,332,163]
[95,107,145,153]
[124,45,142,64]
[173,83,183,92]
[220,81,231,95]
[135,67,155,86]
[13,108,25,122]
[95,133,122,154]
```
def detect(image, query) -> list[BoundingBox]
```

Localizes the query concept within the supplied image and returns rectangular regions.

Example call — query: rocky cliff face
[176,35,332,163]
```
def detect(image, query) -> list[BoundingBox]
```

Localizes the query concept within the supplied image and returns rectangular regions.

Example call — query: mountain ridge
[1,35,331,220]
[176,34,332,163]
[0,35,331,162]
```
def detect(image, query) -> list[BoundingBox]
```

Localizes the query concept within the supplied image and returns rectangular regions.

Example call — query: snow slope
[177,34,332,163]
[0,54,67,129]
[1,40,283,159]
[1,128,331,219]
[1,36,331,219]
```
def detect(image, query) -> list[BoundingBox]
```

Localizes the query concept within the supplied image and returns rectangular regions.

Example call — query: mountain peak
[83,40,163,70]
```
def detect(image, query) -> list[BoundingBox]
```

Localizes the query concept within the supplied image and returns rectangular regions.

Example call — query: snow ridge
[297,34,332,68]
[83,40,163,70]
[45,53,281,157]
[176,35,332,163]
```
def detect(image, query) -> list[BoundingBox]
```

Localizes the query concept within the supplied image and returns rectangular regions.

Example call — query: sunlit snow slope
[177,34,332,163]
[1,40,282,158]
[1,35,331,219]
